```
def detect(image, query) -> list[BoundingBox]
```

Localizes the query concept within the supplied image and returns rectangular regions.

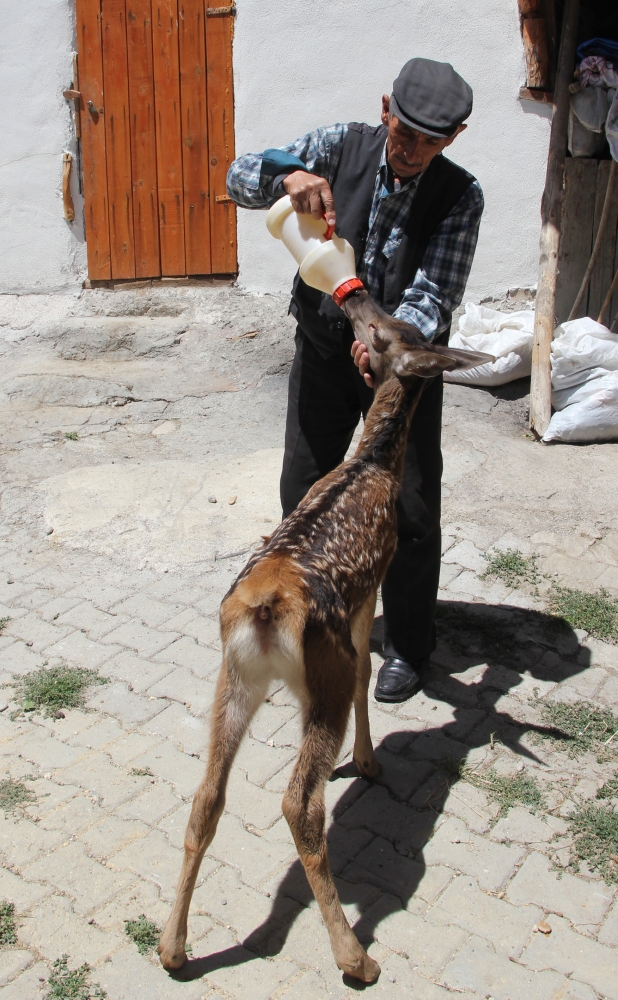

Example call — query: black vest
[289,123,475,357]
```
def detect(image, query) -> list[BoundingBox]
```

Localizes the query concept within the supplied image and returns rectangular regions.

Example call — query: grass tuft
[546,586,618,643]
[467,767,545,816]
[0,900,17,946]
[597,773,618,800]
[64,431,78,441]
[0,617,9,633]
[0,777,36,816]
[537,700,618,761]
[129,767,153,777]
[13,663,107,717]
[45,955,106,999]
[124,914,160,954]
[481,549,540,588]
[568,802,618,883]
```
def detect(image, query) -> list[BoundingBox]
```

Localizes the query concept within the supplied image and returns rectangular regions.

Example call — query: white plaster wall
[232,0,552,301]
[0,0,86,293]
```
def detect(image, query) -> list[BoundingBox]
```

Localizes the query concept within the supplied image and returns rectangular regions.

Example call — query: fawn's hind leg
[283,630,380,983]
[350,591,380,779]
[159,658,265,970]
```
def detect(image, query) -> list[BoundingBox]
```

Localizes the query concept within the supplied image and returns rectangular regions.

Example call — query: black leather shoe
[374,657,427,703]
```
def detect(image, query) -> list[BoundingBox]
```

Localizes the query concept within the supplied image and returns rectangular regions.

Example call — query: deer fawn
[158,291,491,982]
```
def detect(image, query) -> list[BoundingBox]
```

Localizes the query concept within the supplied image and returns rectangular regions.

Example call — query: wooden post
[529,0,580,439]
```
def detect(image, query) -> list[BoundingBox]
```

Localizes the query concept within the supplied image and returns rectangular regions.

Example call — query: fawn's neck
[354,377,423,480]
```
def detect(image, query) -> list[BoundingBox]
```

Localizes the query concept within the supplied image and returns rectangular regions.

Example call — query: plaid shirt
[227,123,484,341]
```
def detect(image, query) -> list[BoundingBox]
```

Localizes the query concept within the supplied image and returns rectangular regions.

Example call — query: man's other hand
[351,340,374,388]
[282,171,336,227]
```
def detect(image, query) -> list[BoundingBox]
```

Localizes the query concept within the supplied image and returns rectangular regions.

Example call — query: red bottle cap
[332,278,364,307]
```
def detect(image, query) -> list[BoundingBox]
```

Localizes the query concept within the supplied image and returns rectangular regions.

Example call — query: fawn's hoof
[354,755,381,780]
[158,939,187,971]
[339,950,381,983]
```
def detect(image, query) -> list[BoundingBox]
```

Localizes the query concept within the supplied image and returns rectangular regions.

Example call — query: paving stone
[44,630,122,668]
[338,784,436,855]
[100,621,177,656]
[422,816,525,891]
[0,950,34,988]
[490,806,557,845]
[110,593,186,627]
[439,562,463,587]
[57,751,151,808]
[235,735,296,786]
[140,701,209,754]
[443,780,499,834]
[9,728,83,769]
[0,640,44,676]
[597,672,618,707]
[110,829,190,901]
[343,835,423,901]
[192,864,300,945]
[129,741,204,797]
[98,650,173,692]
[205,947,297,1000]
[225,767,284,830]
[372,749,433,801]
[24,840,134,915]
[80,814,150,859]
[67,582,131,610]
[0,961,49,1000]
[441,539,487,573]
[23,776,82,817]
[398,693,483,741]
[53,601,124,640]
[249,700,298,743]
[446,570,512,602]
[104,730,163,766]
[95,945,211,1000]
[92,879,171,935]
[181,615,221,648]
[506,851,614,927]
[277,971,330,1000]
[159,606,204,632]
[37,595,84,621]
[38,791,104,835]
[146,666,217,716]
[546,666,609,704]
[584,637,618,672]
[367,948,478,1000]
[152,635,221,677]
[405,730,469,763]
[598,898,618,946]
[0,864,50,911]
[115,781,183,824]
[363,894,468,974]
[413,864,454,905]
[442,933,574,1000]
[19,892,123,964]
[85,680,169,725]
[206,812,296,888]
[67,715,125,750]
[432,874,542,955]
[4,612,72,652]
[521,914,618,1000]
[275,904,351,993]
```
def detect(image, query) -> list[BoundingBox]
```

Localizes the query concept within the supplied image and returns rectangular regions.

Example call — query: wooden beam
[529,0,580,439]
[523,18,550,89]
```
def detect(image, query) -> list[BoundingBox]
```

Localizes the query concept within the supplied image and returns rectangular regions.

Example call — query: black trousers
[280,328,444,663]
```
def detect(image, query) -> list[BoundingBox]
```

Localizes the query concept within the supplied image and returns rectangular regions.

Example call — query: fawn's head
[343,290,493,386]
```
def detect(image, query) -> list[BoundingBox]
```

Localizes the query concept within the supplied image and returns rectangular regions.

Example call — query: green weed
[597,773,618,800]
[0,617,9,633]
[64,431,78,441]
[0,777,36,816]
[45,955,106,999]
[481,548,540,588]
[129,767,153,777]
[467,767,545,816]
[440,753,470,782]
[0,900,17,946]
[546,586,618,643]
[568,802,618,883]
[124,914,160,954]
[537,700,618,761]
[13,663,107,716]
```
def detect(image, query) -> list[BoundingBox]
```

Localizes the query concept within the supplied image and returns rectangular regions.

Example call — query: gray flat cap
[391,57,473,137]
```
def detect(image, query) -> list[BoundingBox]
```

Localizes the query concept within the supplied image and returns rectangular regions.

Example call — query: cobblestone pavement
[1,287,618,999]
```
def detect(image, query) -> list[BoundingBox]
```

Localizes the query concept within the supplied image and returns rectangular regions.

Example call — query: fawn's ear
[394,345,495,379]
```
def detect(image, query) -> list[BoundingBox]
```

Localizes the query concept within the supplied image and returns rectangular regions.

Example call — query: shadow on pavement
[173,598,590,983]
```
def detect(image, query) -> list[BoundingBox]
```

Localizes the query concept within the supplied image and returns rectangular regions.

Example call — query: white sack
[550,317,618,388]
[444,303,535,386]
[543,373,618,443]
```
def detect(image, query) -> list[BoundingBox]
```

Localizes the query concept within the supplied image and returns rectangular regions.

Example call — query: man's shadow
[175,598,591,986]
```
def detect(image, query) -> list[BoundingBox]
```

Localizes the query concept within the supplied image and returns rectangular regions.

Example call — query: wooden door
[76,0,236,280]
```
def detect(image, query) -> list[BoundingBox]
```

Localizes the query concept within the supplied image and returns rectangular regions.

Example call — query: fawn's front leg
[158,659,265,970]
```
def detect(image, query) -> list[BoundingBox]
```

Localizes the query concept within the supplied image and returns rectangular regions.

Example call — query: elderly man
[226,57,483,703]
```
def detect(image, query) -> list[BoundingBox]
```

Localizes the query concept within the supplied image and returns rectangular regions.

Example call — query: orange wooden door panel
[205,1,236,274]
[152,0,186,274]
[102,0,136,278]
[76,0,111,279]
[179,0,211,274]
[127,0,161,276]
